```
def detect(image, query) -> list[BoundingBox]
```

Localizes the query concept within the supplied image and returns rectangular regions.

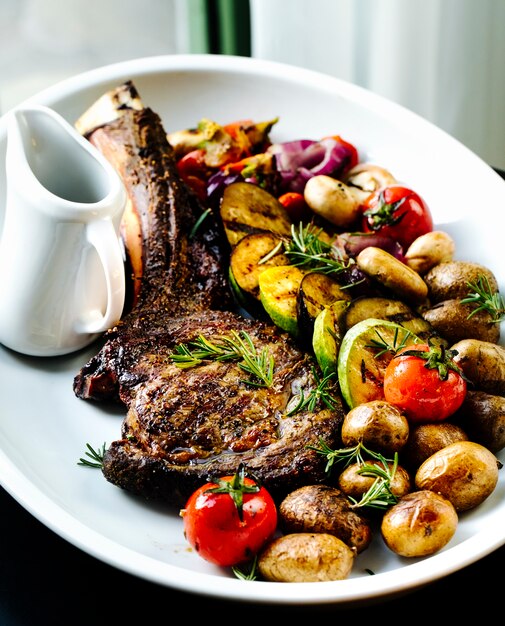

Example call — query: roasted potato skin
[452,390,505,453]
[452,339,505,396]
[381,490,458,557]
[400,422,468,471]
[279,484,372,553]
[338,461,411,500]
[414,440,500,512]
[423,261,499,304]
[258,532,355,582]
[341,400,410,454]
[421,300,500,344]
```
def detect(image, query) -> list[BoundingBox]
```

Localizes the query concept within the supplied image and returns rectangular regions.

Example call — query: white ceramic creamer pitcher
[0,104,126,357]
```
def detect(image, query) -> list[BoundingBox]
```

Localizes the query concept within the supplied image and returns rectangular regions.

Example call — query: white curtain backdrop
[250,0,505,169]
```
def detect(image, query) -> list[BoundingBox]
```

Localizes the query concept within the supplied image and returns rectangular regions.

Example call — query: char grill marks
[73,84,344,507]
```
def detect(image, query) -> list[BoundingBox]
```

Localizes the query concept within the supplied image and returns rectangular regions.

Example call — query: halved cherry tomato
[361,185,433,250]
[180,465,278,567]
[383,342,467,423]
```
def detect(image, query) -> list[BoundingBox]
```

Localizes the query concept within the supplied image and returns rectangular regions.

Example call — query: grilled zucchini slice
[259,265,306,337]
[297,272,352,342]
[337,318,422,409]
[312,300,350,375]
[344,296,438,343]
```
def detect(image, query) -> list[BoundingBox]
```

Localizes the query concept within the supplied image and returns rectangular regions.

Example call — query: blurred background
[1,0,504,168]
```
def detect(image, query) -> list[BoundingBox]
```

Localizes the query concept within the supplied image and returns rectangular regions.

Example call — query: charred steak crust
[73,84,345,507]
[87,105,232,317]
[98,310,344,506]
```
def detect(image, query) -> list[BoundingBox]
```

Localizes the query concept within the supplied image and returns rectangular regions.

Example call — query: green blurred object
[187,0,251,56]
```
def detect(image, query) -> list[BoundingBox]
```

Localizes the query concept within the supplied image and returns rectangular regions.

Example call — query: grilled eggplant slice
[229,232,289,301]
[220,181,292,246]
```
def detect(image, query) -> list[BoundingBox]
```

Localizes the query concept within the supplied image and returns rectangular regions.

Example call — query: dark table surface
[1,483,504,623]
[2,169,505,625]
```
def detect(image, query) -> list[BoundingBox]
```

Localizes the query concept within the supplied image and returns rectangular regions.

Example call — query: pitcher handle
[76,218,125,335]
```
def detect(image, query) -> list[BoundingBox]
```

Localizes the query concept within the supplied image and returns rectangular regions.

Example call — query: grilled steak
[73,83,345,507]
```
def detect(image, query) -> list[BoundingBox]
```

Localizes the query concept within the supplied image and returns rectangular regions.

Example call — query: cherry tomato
[361,185,433,250]
[180,465,278,567]
[176,148,209,202]
[383,343,467,423]
[324,134,359,172]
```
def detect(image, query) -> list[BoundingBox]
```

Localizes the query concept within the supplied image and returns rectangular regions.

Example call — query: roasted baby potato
[414,440,501,512]
[400,422,468,471]
[452,390,505,453]
[381,490,458,557]
[279,484,372,553]
[258,532,355,582]
[423,260,499,303]
[421,300,500,344]
[451,339,505,396]
[337,460,411,500]
[341,400,410,454]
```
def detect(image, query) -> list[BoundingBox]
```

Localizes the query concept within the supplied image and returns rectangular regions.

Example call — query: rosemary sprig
[284,222,348,274]
[307,439,366,474]
[78,442,106,468]
[286,369,339,415]
[348,453,400,510]
[232,554,259,581]
[232,331,275,388]
[308,439,392,475]
[461,275,505,323]
[189,207,212,239]
[258,240,284,265]
[170,334,237,367]
[366,327,414,358]
[308,439,399,510]
[169,330,274,388]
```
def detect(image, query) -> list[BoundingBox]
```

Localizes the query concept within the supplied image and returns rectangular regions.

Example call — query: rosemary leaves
[169,330,275,388]
[462,275,505,323]
[284,222,349,274]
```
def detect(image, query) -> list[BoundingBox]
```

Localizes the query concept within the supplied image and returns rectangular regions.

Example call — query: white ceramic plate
[1,54,504,606]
